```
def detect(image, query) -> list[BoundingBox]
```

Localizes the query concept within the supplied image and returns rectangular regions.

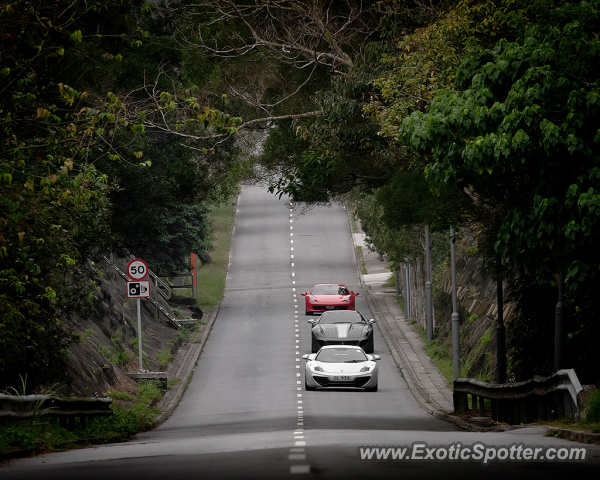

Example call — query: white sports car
[302,345,380,391]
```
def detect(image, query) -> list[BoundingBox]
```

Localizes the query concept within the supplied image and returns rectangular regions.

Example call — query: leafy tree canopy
[400,0,600,292]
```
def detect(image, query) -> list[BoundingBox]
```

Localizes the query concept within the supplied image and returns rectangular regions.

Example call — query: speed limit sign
[127,259,149,280]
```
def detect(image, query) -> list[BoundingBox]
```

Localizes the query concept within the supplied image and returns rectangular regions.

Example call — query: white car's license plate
[330,376,354,381]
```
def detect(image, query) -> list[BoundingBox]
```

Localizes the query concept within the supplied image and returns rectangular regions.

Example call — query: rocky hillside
[58,254,194,397]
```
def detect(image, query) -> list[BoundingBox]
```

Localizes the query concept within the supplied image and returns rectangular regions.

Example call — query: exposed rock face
[61,255,184,397]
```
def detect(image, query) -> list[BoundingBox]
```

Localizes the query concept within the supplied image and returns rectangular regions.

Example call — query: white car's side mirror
[302,354,309,359]
[308,319,316,325]
[368,319,376,324]
[373,355,381,360]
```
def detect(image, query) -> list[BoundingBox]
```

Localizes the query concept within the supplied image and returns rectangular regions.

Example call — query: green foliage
[129,333,145,351]
[0,0,244,390]
[586,388,600,424]
[398,0,600,381]
[176,329,192,343]
[111,329,123,344]
[156,348,174,367]
[0,378,164,453]
[401,1,600,288]
[478,329,492,347]
[100,133,236,275]
[110,349,130,368]
[167,377,181,389]
[82,329,96,344]
[98,345,113,358]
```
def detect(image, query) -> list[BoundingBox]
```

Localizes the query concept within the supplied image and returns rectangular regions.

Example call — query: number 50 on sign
[127,259,148,280]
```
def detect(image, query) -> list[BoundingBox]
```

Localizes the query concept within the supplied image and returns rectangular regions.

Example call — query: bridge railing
[453,369,583,424]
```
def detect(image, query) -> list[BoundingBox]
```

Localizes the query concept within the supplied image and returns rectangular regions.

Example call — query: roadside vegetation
[0,380,163,454]
[176,200,237,312]
[2,0,599,398]
[543,388,600,434]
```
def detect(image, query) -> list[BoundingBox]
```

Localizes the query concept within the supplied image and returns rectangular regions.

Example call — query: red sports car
[301,284,359,315]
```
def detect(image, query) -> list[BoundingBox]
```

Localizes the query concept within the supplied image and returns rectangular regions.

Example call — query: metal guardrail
[145,295,182,329]
[0,394,112,428]
[102,255,181,330]
[453,369,583,424]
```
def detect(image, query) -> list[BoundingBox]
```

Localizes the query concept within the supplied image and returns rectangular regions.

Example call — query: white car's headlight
[361,326,370,336]
[310,363,324,372]
[359,365,372,372]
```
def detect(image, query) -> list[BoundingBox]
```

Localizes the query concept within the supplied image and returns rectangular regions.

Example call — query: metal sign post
[126,259,149,372]
[137,298,142,371]
[425,225,433,344]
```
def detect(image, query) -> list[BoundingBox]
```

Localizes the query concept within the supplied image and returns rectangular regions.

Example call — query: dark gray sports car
[308,310,375,353]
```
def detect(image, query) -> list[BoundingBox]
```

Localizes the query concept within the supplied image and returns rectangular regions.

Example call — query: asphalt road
[3,186,600,479]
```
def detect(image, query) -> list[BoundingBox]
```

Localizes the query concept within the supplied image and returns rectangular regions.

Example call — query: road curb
[154,304,220,426]
[547,428,600,445]
[346,210,461,425]
[364,292,436,415]
[153,194,238,427]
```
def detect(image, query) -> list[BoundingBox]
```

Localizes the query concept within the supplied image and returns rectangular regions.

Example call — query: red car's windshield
[312,285,349,295]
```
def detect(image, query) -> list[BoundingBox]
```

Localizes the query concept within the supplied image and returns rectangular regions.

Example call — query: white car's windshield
[316,348,367,363]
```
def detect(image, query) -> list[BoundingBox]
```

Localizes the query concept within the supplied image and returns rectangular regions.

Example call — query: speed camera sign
[127,281,150,298]
[127,259,149,280]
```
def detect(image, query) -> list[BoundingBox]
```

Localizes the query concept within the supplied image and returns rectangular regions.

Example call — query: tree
[0,0,241,388]
[400,0,600,379]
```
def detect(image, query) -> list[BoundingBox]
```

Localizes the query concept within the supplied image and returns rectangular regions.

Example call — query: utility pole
[425,226,433,343]
[450,227,460,379]
[554,273,565,371]
[404,262,411,320]
[496,256,507,384]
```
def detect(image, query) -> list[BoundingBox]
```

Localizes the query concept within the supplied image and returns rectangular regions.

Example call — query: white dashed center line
[288,207,310,476]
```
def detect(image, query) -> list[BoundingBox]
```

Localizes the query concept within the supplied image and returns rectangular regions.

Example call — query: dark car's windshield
[316,348,368,363]
[319,311,364,325]
[311,285,349,295]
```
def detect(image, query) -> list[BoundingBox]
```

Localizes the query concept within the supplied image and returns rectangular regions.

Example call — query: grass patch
[356,246,368,275]
[395,295,405,313]
[395,297,454,388]
[349,211,359,234]
[541,418,600,434]
[0,380,163,454]
[382,272,395,288]
[167,377,181,389]
[191,200,236,312]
